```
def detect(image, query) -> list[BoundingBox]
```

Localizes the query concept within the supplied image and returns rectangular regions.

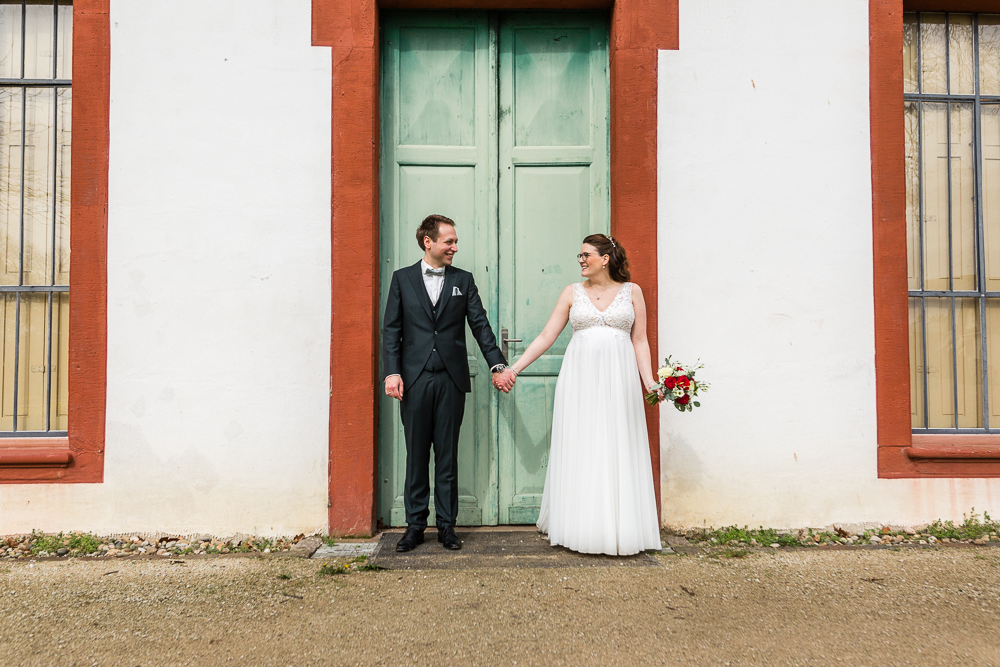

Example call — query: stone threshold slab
[369,529,666,570]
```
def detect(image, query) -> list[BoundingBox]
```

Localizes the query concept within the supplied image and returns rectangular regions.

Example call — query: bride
[508,234,662,556]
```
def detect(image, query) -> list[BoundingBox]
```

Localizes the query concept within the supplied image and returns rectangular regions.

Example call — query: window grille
[0,0,70,435]
[905,12,1000,432]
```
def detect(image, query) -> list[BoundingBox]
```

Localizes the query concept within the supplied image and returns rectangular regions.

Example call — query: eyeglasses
[576,253,596,261]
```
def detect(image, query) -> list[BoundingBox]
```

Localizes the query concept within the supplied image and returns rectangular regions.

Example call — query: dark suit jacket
[382,261,506,393]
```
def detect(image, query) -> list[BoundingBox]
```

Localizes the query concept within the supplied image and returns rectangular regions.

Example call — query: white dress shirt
[421,259,446,306]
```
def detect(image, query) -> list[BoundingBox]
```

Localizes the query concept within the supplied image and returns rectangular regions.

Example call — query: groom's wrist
[490,364,506,374]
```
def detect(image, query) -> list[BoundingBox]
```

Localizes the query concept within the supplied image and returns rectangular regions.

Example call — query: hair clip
[609,235,616,249]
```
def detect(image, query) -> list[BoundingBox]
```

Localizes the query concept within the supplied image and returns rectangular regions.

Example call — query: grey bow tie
[424,267,445,276]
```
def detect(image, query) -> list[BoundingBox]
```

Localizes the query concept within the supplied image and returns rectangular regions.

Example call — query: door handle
[500,328,522,363]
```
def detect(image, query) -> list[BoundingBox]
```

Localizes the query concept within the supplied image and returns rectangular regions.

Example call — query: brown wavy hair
[582,233,630,283]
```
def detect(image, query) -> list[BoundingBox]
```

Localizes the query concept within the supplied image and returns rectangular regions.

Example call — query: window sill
[906,434,1000,460]
[0,437,76,481]
[883,434,1000,477]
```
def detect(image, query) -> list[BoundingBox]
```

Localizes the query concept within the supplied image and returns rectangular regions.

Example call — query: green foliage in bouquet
[644,356,709,410]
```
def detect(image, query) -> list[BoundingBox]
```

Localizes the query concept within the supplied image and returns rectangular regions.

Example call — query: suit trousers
[400,367,466,529]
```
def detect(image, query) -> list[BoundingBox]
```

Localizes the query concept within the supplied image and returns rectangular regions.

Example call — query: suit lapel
[435,267,457,322]
[405,262,434,322]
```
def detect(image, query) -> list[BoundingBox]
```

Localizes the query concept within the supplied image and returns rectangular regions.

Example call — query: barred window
[905,12,1000,432]
[0,0,70,435]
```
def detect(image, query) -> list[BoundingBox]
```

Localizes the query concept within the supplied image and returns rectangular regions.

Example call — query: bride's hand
[646,383,664,401]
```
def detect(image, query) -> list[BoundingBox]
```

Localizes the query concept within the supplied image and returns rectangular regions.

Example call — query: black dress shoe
[396,526,425,552]
[437,525,462,550]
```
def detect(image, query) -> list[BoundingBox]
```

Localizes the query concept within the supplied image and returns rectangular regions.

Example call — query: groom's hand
[492,369,516,393]
[385,375,404,400]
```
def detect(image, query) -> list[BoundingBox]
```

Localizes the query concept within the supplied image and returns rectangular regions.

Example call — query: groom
[382,214,516,552]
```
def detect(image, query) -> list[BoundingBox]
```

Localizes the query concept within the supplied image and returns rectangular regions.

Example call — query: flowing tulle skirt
[536,326,662,555]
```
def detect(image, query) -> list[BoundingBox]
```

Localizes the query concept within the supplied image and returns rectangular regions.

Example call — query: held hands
[385,375,404,400]
[492,369,517,394]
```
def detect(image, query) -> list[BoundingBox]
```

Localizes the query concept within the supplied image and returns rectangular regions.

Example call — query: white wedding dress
[536,282,662,556]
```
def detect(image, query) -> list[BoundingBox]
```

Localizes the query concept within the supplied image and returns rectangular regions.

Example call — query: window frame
[0,0,107,483]
[873,0,1000,476]
[0,0,72,438]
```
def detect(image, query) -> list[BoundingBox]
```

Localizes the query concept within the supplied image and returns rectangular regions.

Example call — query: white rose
[657,367,671,378]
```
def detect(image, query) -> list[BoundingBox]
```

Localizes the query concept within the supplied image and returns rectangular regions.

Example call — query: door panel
[379,13,498,527]
[378,11,609,527]
[512,28,593,147]
[497,13,609,524]
[397,27,477,147]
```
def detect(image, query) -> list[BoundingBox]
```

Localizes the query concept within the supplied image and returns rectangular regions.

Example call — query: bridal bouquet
[644,356,709,410]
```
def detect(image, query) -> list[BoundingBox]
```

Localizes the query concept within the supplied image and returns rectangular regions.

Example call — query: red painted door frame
[313,0,677,535]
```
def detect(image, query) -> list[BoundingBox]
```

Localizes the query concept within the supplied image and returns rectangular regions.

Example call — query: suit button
[434,330,438,335]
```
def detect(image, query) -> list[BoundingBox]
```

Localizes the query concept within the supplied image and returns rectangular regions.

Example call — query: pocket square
[452,286,462,296]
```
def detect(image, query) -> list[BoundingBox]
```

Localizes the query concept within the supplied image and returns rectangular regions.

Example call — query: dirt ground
[2,547,999,666]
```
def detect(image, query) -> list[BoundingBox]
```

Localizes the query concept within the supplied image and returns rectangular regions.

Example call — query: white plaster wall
[0,0,332,536]
[657,0,1000,530]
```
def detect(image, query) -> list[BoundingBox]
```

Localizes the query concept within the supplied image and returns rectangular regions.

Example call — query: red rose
[676,394,691,405]
[676,376,691,389]
[663,377,677,389]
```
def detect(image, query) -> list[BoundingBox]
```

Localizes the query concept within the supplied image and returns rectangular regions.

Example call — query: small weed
[66,532,102,554]
[693,526,802,548]
[323,537,337,547]
[924,510,1000,541]
[28,530,102,556]
[317,557,382,575]
[29,530,64,555]
[772,533,802,548]
[708,526,755,544]
[278,573,292,580]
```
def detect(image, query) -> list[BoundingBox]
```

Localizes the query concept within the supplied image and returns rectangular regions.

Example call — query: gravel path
[2,547,999,666]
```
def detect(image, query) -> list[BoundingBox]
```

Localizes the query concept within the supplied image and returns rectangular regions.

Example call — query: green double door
[378,12,609,526]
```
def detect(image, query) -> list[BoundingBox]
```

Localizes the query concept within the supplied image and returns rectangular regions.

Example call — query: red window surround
[0,0,109,483]
[872,0,1000,477]
[313,0,677,535]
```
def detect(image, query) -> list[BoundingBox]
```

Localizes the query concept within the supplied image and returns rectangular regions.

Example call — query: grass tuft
[318,562,349,576]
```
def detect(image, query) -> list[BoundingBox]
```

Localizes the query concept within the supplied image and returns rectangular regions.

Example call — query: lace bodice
[569,282,634,335]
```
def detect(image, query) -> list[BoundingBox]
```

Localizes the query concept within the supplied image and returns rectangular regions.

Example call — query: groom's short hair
[416,214,455,250]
